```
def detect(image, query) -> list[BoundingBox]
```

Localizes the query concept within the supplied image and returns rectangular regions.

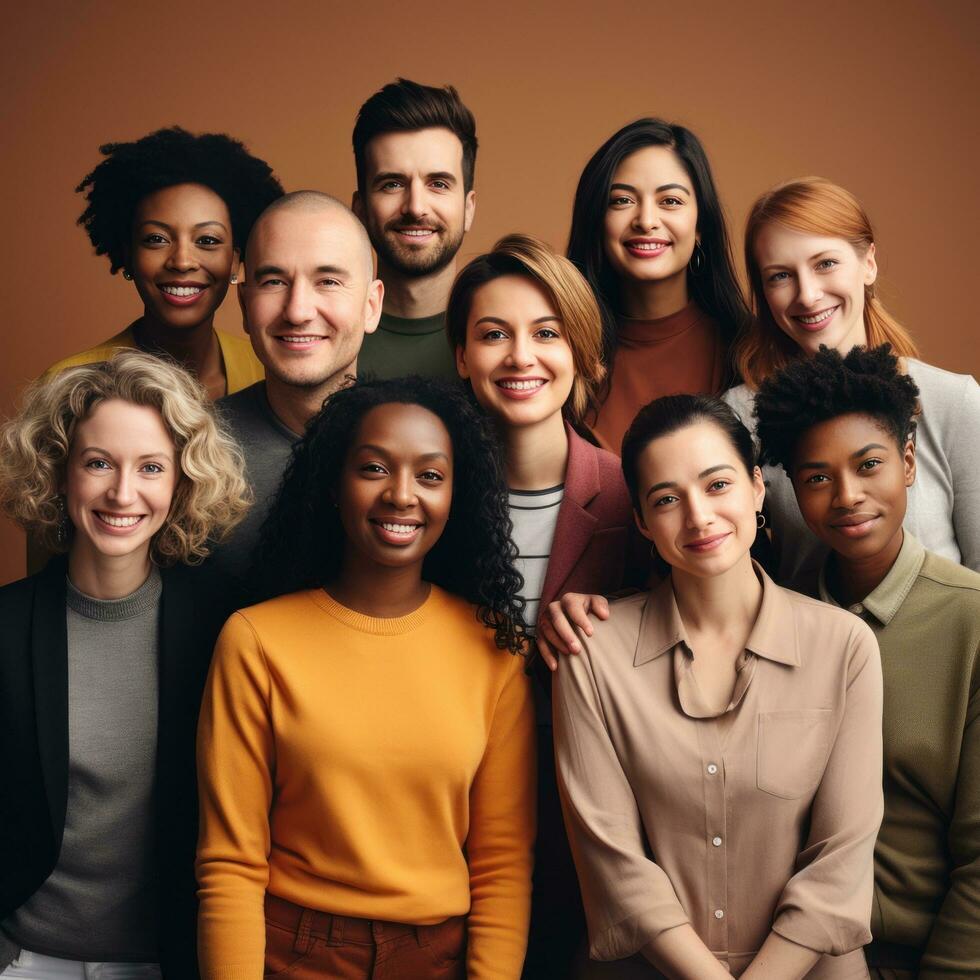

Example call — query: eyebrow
[252,264,350,278]
[138,219,229,232]
[356,444,450,463]
[761,249,844,273]
[610,182,692,195]
[372,171,457,185]
[796,443,889,470]
[645,464,735,497]
[80,446,173,461]
[473,315,561,328]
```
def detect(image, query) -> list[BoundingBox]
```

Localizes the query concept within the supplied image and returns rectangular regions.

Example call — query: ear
[463,189,476,233]
[363,278,384,336]
[351,190,363,221]
[455,344,470,380]
[902,437,916,488]
[751,465,766,514]
[864,241,878,287]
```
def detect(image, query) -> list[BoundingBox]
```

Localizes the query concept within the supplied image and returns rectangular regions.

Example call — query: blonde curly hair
[0,350,252,564]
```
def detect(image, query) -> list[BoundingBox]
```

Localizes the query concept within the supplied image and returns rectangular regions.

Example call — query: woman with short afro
[45,126,283,400]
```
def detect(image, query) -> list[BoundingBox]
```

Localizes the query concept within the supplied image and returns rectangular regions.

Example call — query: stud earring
[123,270,133,281]
[230,274,238,284]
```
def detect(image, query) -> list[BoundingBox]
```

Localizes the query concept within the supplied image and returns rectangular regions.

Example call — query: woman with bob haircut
[567,119,749,454]
[45,126,284,400]
[196,377,535,980]
[446,233,647,977]
[0,350,250,979]
[554,393,883,979]
[725,176,980,590]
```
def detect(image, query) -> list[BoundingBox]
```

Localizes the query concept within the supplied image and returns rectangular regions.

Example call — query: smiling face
[634,420,765,579]
[129,182,235,331]
[65,399,179,566]
[337,402,454,574]
[603,145,698,290]
[456,274,575,430]
[241,205,382,391]
[355,127,475,279]
[791,412,914,566]
[754,223,877,356]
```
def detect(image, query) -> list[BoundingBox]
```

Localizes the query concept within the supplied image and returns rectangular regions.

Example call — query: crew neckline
[377,311,447,336]
[66,566,162,622]
[311,584,441,635]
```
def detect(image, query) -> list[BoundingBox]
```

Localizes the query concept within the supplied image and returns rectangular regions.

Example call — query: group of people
[0,76,976,980]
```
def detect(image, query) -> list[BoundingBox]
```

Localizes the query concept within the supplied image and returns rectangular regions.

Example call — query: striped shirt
[509,485,564,631]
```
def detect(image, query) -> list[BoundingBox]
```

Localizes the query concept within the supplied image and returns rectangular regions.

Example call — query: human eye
[480,327,508,342]
[360,462,388,477]
[766,270,790,283]
[660,195,685,207]
[258,277,287,289]
[803,473,830,485]
[196,234,224,247]
[315,277,341,291]
[535,326,561,340]
[140,462,165,474]
[141,233,168,246]
[653,493,679,507]
[379,179,404,192]
[707,478,732,492]
[430,179,451,190]
[816,258,839,271]
[85,457,111,471]
[858,458,883,472]
[419,469,444,483]
[608,194,634,208]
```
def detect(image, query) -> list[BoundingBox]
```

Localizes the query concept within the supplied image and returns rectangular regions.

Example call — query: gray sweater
[724,358,980,592]
[3,569,162,962]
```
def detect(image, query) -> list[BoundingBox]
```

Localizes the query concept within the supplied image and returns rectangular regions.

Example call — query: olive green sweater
[820,532,980,976]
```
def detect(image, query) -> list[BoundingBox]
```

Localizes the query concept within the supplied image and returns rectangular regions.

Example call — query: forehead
[363,127,464,178]
[248,209,365,276]
[353,402,453,456]
[754,223,853,263]
[637,420,741,481]
[73,399,173,451]
[469,274,557,321]
[612,145,691,189]
[133,182,229,224]
[794,412,897,459]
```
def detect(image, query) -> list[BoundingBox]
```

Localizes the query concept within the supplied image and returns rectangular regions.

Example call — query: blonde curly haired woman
[0,350,250,980]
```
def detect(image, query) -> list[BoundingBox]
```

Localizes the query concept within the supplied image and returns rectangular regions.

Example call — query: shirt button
[706,764,718,775]
[712,836,723,847]
[714,908,725,919]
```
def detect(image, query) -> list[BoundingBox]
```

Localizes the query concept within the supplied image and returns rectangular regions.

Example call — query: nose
[166,235,198,273]
[107,468,137,507]
[383,470,417,510]
[283,279,316,326]
[504,333,535,370]
[403,178,428,219]
[631,196,660,232]
[684,492,714,531]
[796,268,824,308]
[833,471,866,510]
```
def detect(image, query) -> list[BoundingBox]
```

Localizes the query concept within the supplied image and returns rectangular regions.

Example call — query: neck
[134,313,220,371]
[829,528,904,608]
[502,413,569,491]
[264,368,355,436]
[67,540,153,600]
[620,272,689,321]
[378,258,456,318]
[328,553,430,618]
[671,552,763,636]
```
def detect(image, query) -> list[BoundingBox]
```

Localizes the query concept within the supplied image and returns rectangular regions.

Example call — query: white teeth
[161,285,203,296]
[98,513,142,527]
[797,307,837,324]
[381,522,419,534]
[629,241,669,250]
[280,336,320,343]
[398,229,435,237]
[499,379,545,390]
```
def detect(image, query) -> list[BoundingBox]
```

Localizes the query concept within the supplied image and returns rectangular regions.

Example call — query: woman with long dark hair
[196,377,535,980]
[567,119,749,453]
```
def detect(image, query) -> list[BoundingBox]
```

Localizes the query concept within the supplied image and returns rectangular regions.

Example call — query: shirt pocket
[757,708,834,800]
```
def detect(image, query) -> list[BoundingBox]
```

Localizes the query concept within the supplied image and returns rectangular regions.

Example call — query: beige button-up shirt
[554,565,883,977]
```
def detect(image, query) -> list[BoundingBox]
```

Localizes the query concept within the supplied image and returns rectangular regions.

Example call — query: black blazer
[0,555,234,978]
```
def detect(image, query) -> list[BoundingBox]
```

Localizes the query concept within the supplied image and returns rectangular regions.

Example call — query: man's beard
[372,219,465,278]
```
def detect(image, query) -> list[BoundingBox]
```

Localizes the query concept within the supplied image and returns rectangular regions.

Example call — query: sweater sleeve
[196,612,275,980]
[553,638,689,961]
[771,623,884,955]
[920,652,980,977]
[465,655,536,980]
[945,374,980,573]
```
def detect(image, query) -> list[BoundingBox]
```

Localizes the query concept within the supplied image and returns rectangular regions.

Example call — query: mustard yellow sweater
[196,585,536,980]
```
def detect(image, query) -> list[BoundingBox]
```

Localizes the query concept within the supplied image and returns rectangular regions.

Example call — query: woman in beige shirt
[554,394,883,979]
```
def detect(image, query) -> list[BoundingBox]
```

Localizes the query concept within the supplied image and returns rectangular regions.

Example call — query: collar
[562,421,601,508]
[818,531,925,626]
[633,560,801,669]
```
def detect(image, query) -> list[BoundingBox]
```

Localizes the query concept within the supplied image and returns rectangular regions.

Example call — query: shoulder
[579,590,648,661]
[42,328,135,376]
[215,331,264,393]
[0,572,43,614]
[778,584,879,667]
[566,426,632,518]
[908,358,980,418]
[720,383,755,424]
[916,550,980,606]
[229,589,321,633]
[216,381,262,425]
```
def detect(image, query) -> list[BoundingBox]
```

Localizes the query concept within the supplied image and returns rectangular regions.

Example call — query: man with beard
[352,78,477,381]
[209,191,383,591]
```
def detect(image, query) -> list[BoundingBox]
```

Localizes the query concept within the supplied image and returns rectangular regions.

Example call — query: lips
[683,532,731,553]
[829,513,880,538]
[494,377,547,400]
[369,517,424,545]
[388,225,441,244]
[94,511,145,532]
[792,306,839,331]
[275,335,327,351]
[624,238,671,259]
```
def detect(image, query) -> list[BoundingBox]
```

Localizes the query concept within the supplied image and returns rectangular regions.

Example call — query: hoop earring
[122,270,133,281]
[689,241,705,274]
[756,511,767,530]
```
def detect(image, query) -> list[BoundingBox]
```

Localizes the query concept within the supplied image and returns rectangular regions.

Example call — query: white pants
[1,951,161,979]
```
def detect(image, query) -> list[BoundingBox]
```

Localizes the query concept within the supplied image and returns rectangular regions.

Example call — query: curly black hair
[76,126,284,274]
[253,376,528,654]
[754,344,920,474]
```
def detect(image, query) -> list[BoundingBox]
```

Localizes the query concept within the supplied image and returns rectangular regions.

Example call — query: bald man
[210,191,383,588]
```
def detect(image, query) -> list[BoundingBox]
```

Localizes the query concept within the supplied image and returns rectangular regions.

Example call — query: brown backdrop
[2,0,977,586]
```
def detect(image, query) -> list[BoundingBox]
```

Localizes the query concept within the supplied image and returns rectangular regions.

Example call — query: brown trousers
[263,893,466,979]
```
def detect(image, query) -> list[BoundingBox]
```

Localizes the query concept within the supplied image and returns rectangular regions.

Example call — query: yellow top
[196,585,536,980]
[43,324,263,395]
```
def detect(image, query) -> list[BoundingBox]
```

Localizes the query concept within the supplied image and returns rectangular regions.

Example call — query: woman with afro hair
[754,344,980,978]
[196,376,535,980]
[45,126,283,400]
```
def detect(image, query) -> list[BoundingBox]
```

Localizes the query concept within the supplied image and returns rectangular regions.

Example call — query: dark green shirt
[356,311,458,382]
[820,532,980,976]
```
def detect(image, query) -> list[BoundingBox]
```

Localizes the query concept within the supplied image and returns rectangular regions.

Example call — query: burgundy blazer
[536,422,648,628]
